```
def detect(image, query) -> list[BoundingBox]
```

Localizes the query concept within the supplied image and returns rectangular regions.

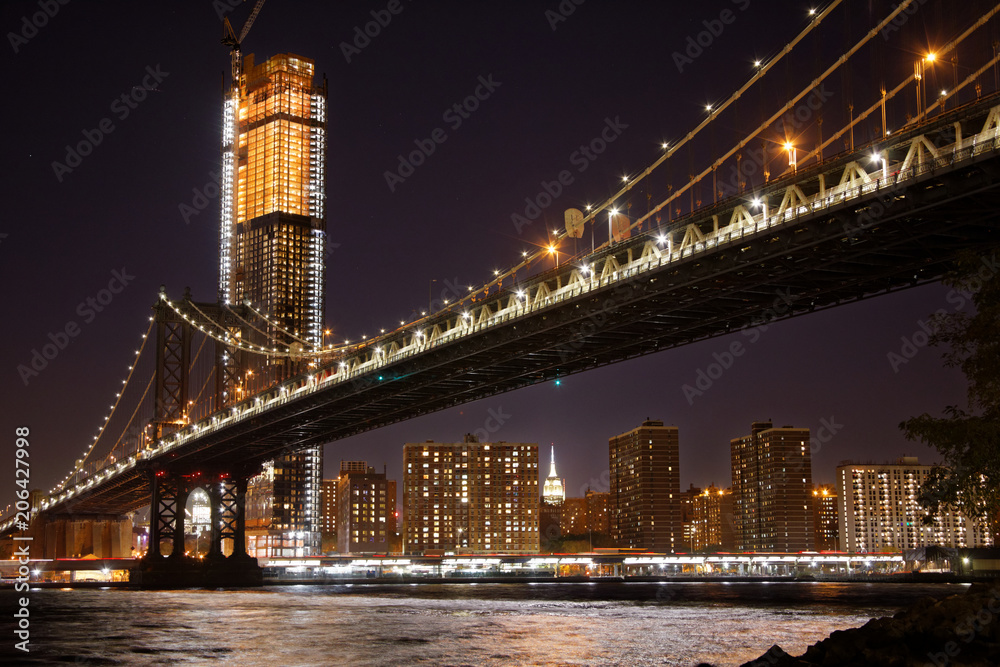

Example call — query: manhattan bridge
[5,1,1000,585]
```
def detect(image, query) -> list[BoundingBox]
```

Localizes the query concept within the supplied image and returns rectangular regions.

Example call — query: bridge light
[705,104,712,112]
[753,60,761,68]
[925,52,936,63]
[751,198,762,209]
[656,234,668,245]
[661,142,668,150]
[808,8,816,15]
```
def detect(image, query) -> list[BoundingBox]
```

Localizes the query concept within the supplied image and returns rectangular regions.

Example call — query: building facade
[585,489,610,535]
[221,52,328,557]
[403,435,539,554]
[336,462,395,554]
[561,497,588,535]
[813,484,839,551]
[679,484,702,552]
[245,450,322,558]
[609,420,681,552]
[836,458,994,552]
[540,445,566,544]
[542,445,566,506]
[320,479,337,537]
[730,421,814,552]
[691,485,736,552]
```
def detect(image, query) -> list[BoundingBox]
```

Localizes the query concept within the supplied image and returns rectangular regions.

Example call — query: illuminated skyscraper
[730,421,814,552]
[336,461,396,554]
[223,53,327,557]
[691,485,735,552]
[836,458,993,552]
[403,435,539,554]
[609,420,681,552]
[320,478,337,538]
[812,484,838,551]
[542,445,566,506]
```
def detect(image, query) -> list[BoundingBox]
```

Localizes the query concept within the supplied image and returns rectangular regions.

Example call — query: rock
[735,583,1000,666]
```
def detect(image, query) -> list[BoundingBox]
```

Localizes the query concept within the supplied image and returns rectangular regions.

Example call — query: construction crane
[221,0,267,86]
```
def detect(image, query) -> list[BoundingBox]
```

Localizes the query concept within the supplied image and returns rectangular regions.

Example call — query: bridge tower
[139,289,260,586]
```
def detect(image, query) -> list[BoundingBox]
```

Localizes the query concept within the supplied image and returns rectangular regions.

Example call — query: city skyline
[0,1,979,515]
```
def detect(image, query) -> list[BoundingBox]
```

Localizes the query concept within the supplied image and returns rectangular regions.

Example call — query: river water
[1,581,965,666]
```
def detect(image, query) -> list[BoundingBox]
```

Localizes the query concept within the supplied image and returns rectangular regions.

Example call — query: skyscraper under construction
[220,52,328,556]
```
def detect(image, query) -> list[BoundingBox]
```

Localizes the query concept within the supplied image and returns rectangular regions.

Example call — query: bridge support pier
[133,470,261,588]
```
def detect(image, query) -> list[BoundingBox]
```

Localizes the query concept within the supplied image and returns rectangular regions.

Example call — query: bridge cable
[625,0,918,235]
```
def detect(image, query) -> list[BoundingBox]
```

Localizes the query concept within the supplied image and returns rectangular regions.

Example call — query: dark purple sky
[1,1,989,510]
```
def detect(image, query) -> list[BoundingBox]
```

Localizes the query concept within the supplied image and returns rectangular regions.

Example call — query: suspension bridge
[5,0,1000,584]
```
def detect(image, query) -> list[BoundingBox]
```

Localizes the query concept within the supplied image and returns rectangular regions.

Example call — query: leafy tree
[899,252,1000,525]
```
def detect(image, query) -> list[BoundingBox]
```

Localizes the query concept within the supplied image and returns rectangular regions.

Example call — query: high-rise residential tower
[730,421,814,552]
[403,435,539,554]
[608,419,681,552]
[691,485,736,552]
[336,461,396,554]
[836,458,993,552]
[223,53,327,557]
[812,484,839,551]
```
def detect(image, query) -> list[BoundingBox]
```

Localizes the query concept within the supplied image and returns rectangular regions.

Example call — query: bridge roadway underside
[53,149,1000,517]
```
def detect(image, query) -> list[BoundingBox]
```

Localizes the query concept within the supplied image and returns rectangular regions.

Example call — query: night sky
[2,0,992,511]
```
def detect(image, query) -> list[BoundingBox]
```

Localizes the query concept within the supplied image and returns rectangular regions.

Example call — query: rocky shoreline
[713,583,1000,666]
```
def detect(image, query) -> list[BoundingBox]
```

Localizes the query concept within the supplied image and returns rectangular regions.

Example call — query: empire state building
[542,445,565,506]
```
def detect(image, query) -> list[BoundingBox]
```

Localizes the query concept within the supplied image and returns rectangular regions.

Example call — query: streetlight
[784,142,797,173]
[915,52,936,117]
